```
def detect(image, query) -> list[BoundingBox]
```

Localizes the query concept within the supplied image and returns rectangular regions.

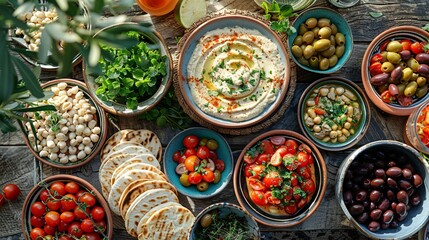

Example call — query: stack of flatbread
[99,129,195,239]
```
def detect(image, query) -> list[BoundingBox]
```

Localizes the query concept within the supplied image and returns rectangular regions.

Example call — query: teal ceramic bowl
[297,77,370,151]
[289,7,353,74]
[163,127,233,199]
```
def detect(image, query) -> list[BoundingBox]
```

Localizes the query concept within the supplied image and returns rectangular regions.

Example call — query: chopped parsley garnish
[249,94,258,101]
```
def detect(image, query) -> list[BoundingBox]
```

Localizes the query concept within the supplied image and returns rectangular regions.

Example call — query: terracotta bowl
[233,130,327,227]
[336,140,429,239]
[177,14,291,129]
[83,22,173,116]
[361,25,429,116]
[22,174,113,239]
[20,79,108,169]
[297,77,371,151]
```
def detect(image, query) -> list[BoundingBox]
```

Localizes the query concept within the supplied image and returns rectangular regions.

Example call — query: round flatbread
[119,180,178,219]
[100,129,133,161]
[136,202,182,236]
[108,169,165,215]
[138,205,195,240]
[102,145,152,165]
[125,189,179,237]
[101,142,141,162]
[111,159,165,187]
[122,130,162,162]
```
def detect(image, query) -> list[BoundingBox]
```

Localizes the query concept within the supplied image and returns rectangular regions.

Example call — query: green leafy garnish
[369,11,383,18]
[262,1,296,35]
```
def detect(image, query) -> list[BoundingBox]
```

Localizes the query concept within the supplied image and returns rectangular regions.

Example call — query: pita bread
[108,169,165,215]
[124,189,179,237]
[101,142,141,162]
[122,130,163,162]
[102,145,151,164]
[100,129,133,161]
[136,202,182,236]
[138,205,195,240]
[119,180,178,219]
[111,160,165,187]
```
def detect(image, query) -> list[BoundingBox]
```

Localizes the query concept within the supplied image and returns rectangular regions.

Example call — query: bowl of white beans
[297,77,371,151]
[20,79,108,169]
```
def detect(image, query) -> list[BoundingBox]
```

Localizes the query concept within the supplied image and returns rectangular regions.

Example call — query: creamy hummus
[187,27,285,122]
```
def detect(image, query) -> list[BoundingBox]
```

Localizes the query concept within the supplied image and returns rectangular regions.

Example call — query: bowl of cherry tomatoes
[22,174,113,240]
[163,127,233,199]
[233,130,327,227]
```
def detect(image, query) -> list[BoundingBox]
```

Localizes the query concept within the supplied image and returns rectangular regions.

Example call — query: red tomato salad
[172,135,225,192]
[417,105,429,146]
[242,137,316,215]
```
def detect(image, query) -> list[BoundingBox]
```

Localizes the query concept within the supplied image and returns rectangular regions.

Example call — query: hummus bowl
[177,14,291,128]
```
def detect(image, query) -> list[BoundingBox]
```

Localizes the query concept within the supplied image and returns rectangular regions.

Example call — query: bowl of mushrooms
[20,79,108,169]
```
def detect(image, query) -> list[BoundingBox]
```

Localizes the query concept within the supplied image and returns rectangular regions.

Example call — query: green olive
[300,44,307,52]
[293,35,303,46]
[200,213,213,228]
[402,67,413,82]
[298,24,308,35]
[302,31,315,45]
[311,27,320,37]
[417,76,427,87]
[377,84,388,94]
[291,45,303,58]
[318,26,332,39]
[381,61,395,73]
[386,52,401,64]
[319,58,330,70]
[303,45,315,59]
[404,81,418,97]
[330,24,338,35]
[305,17,318,29]
[180,174,191,187]
[213,170,221,183]
[329,55,338,67]
[298,56,310,66]
[335,33,346,45]
[321,45,336,57]
[313,39,331,52]
[206,139,218,150]
[44,236,54,240]
[397,83,406,95]
[398,61,407,69]
[329,35,336,46]
[199,138,208,146]
[386,40,403,53]
[380,51,388,62]
[317,18,331,28]
[309,56,319,69]
[197,181,209,191]
[335,45,345,58]
[407,58,420,72]
[416,85,428,98]
[412,73,420,81]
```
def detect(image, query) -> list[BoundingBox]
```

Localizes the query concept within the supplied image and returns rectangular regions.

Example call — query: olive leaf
[369,11,383,18]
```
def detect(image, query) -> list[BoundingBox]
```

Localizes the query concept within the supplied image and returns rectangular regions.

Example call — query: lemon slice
[175,0,207,28]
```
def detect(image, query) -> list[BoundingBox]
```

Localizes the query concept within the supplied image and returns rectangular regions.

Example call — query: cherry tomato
[31,201,46,217]
[188,172,203,185]
[183,135,199,149]
[251,165,265,178]
[262,171,282,188]
[172,150,182,162]
[184,155,200,172]
[74,205,90,219]
[30,227,45,240]
[411,42,425,54]
[291,173,299,187]
[45,211,60,227]
[243,153,256,164]
[298,144,312,154]
[244,164,256,177]
[209,150,218,160]
[43,224,56,235]
[285,139,298,154]
[83,233,102,240]
[307,154,314,164]
[248,178,267,191]
[398,94,413,106]
[283,186,293,202]
[301,178,316,194]
[265,191,281,205]
[380,90,396,103]
[275,147,288,158]
[260,140,275,154]
[297,198,308,209]
[293,186,304,201]
[68,221,83,238]
[369,62,383,76]
[0,193,4,207]
[380,40,390,52]
[60,211,75,223]
[46,198,61,211]
[184,148,197,158]
[2,183,20,200]
[57,220,70,232]
[81,218,95,233]
[256,153,270,165]
[179,154,187,164]
[30,215,45,228]
[400,39,412,51]
[314,107,325,115]
[297,166,312,179]
[284,153,299,171]
[91,206,105,221]
[196,146,210,159]
[75,190,86,199]
[80,193,96,207]
[214,159,225,172]
[58,235,73,240]
[65,182,80,194]
[285,202,298,215]
[370,53,383,64]
[250,190,267,206]
[39,190,50,203]
[95,220,107,232]
[206,139,219,150]
[202,168,215,183]
[297,152,310,167]
[61,194,77,211]
[50,182,66,197]
[269,152,282,166]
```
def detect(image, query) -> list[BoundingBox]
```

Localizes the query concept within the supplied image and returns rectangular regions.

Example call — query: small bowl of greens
[188,202,260,240]
[83,22,173,116]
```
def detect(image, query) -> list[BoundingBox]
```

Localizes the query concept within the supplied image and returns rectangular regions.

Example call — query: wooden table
[1,0,429,239]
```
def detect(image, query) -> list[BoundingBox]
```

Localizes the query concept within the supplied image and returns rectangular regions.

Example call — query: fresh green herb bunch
[262,0,297,35]
[95,31,167,110]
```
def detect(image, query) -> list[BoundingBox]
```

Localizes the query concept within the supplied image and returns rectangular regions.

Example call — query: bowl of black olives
[335,140,429,239]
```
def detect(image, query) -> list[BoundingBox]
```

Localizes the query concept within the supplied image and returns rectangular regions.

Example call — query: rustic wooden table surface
[1,0,429,239]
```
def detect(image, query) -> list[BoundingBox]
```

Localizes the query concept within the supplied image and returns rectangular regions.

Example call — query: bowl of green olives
[288,7,353,74]
[362,26,429,116]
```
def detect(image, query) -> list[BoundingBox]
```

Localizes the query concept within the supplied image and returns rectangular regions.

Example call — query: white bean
[77,151,86,160]
[91,127,101,134]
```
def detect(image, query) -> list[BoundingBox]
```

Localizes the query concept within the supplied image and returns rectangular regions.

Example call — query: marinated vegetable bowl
[405,99,429,154]
[362,25,429,116]
[233,130,327,227]
[298,77,370,151]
